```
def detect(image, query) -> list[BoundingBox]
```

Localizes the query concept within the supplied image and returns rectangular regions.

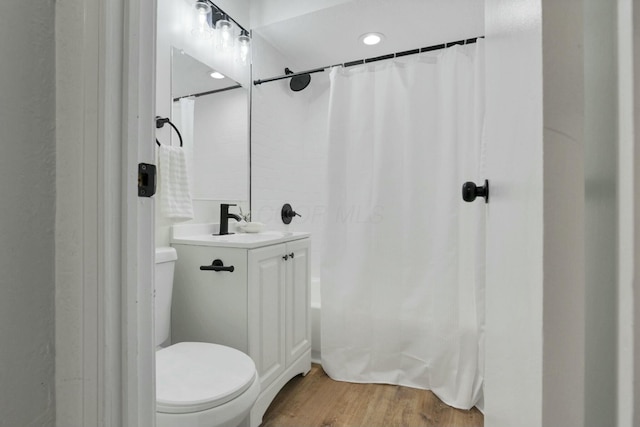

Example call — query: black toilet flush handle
[462,179,489,203]
[281,203,302,224]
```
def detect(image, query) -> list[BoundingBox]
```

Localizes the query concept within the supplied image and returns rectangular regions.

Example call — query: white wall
[251,33,330,277]
[156,0,251,246]
[0,1,56,425]
[55,0,85,422]
[584,0,618,425]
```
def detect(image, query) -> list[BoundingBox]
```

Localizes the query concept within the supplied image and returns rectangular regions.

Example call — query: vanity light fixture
[209,71,225,79]
[215,14,234,51]
[190,1,250,67]
[237,30,250,64]
[360,32,385,46]
[191,0,213,39]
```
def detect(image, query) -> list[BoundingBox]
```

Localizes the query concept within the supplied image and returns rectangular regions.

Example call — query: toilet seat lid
[156,342,257,414]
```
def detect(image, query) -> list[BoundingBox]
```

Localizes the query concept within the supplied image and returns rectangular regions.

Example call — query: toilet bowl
[155,247,259,427]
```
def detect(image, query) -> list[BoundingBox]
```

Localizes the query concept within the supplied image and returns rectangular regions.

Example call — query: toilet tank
[155,247,177,347]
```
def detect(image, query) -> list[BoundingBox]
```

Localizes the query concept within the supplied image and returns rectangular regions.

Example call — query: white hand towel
[158,145,194,222]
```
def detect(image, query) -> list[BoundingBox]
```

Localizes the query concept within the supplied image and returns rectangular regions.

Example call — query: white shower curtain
[321,41,485,409]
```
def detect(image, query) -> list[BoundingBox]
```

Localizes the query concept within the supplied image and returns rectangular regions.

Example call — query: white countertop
[170,223,310,249]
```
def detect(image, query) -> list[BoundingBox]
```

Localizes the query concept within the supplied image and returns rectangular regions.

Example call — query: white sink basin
[170,223,309,249]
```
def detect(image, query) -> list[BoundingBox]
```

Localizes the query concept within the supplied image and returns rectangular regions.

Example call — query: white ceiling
[253,0,484,72]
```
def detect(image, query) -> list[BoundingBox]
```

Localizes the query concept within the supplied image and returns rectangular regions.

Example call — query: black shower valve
[281,203,302,224]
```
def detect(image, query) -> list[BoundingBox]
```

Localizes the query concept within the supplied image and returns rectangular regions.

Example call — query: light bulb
[210,71,225,79]
[216,18,233,51]
[237,32,250,64]
[191,1,212,39]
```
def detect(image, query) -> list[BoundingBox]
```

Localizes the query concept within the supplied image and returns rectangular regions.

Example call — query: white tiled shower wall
[251,33,330,277]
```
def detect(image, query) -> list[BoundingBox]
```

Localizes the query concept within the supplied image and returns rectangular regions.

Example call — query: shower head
[285,68,311,92]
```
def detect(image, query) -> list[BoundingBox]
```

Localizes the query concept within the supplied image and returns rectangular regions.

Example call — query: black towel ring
[155,116,183,147]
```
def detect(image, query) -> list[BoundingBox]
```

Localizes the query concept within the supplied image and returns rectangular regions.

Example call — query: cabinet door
[172,245,248,351]
[248,243,286,390]
[285,239,311,365]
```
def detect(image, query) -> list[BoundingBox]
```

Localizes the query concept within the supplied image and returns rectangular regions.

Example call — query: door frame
[62,0,157,424]
[120,0,158,424]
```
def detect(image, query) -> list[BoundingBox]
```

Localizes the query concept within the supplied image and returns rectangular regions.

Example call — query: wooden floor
[260,364,483,427]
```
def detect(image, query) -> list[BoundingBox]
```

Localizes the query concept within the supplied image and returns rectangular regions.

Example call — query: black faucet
[218,203,243,235]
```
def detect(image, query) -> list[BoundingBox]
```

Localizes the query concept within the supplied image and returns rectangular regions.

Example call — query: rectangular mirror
[171,46,249,201]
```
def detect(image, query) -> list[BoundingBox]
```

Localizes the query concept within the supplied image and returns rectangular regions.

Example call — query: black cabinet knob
[462,179,489,203]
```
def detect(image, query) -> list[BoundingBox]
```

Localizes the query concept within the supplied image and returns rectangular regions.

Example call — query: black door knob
[462,179,489,203]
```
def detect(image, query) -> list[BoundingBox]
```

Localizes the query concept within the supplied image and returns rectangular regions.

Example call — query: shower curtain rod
[253,36,484,86]
[173,84,242,102]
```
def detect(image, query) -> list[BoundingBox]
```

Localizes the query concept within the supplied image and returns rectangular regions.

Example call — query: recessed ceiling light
[360,32,385,46]
[210,71,225,79]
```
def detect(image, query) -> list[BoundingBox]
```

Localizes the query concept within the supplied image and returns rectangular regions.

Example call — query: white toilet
[155,247,260,427]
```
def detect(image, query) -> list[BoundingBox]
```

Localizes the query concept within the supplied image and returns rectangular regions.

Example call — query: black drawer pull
[200,259,235,272]
[289,252,295,258]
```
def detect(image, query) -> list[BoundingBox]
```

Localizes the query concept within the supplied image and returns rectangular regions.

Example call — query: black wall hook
[462,179,489,203]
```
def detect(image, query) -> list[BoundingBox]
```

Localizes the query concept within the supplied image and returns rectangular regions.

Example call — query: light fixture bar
[205,1,249,34]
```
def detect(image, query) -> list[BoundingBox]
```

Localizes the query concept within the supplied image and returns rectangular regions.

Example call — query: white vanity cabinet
[171,233,311,427]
